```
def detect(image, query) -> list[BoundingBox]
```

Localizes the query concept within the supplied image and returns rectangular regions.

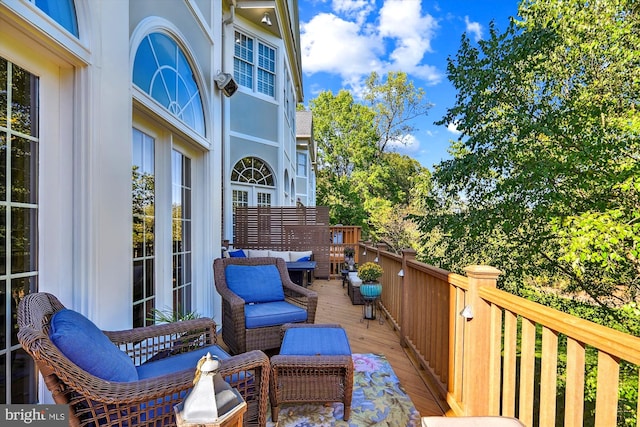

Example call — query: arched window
[133,32,205,135]
[231,157,275,186]
[284,170,290,195]
[32,0,78,36]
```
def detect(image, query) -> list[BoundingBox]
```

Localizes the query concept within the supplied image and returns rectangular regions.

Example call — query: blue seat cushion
[296,256,311,262]
[280,327,352,356]
[244,301,307,329]
[225,264,285,303]
[137,345,231,380]
[49,309,138,382]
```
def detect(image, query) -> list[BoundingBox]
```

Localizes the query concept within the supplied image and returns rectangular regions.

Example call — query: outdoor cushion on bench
[225,249,313,262]
[348,272,362,286]
[347,272,365,305]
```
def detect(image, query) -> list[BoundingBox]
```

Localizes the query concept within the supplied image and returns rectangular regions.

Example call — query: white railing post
[462,265,501,415]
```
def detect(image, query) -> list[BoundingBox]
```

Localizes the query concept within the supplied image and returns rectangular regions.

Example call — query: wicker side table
[269,323,354,422]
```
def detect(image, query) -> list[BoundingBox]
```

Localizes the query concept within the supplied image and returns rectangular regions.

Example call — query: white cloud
[447,122,461,135]
[300,0,442,93]
[464,16,483,41]
[388,134,420,153]
[301,13,383,78]
[332,0,375,24]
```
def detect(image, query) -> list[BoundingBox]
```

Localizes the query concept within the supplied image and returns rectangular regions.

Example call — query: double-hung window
[234,31,276,97]
[297,153,307,177]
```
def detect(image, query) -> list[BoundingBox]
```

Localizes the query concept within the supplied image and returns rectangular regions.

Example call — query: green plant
[358,262,383,282]
[148,307,201,323]
[343,246,355,258]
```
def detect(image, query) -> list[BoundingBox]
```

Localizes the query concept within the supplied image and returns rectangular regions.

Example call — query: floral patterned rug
[267,353,421,427]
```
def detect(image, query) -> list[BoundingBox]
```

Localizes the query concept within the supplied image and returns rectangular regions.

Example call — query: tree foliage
[309,73,432,252]
[310,90,377,228]
[418,0,640,307]
[364,71,433,155]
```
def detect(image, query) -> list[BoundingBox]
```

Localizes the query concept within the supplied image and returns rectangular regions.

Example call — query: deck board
[309,278,445,417]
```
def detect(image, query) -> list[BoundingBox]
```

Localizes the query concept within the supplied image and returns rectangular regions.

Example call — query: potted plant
[343,246,355,258]
[358,262,383,284]
[358,262,383,319]
[343,247,356,270]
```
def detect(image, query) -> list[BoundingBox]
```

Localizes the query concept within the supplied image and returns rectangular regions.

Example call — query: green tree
[419,0,640,306]
[309,90,378,227]
[364,71,433,156]
[310,90,378,178]
[309,74,433,253]
[360,153,431,252]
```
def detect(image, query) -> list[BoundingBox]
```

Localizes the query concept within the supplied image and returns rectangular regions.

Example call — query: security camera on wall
[215,72,238,97]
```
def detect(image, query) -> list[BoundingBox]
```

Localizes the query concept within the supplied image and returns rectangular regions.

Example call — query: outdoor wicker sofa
[213,256,318,355]
[17,292,270,427]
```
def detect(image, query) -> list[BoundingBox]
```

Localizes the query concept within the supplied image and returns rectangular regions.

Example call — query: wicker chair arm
[104,317,217,345]
[282,281,317,298]
[216,285,246,309]
[69,370,196,405]
[218,350,270,427]
[219,349,269,378]
[282,284,318,324]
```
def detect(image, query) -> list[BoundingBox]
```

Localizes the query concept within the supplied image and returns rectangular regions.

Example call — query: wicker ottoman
[269,323,354,422]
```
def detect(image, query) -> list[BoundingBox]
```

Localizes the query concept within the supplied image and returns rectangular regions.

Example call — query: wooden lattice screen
[233,206,331,278]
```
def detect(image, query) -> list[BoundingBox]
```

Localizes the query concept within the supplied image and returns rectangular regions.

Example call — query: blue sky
[298,0,520,169]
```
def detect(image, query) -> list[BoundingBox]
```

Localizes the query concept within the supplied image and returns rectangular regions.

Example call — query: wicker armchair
[213,257,318,355]
[17,292,270,427]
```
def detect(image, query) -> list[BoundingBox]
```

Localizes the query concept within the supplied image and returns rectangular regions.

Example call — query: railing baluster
[565,337,586,427]
[594,351,620,426]
[451,285,465,403]
[503,310,518,417]
[519,318,537,426]
[488,304,503,415]
[539,327,559,427]
[637,371,640,427]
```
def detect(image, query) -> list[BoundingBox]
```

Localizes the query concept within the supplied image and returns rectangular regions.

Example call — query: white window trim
[233,28,277,99]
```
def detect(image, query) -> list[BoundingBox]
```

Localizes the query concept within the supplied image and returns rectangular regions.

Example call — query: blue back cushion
[225,264,285,303]
[228,249,246,258]
[49,309,138,382]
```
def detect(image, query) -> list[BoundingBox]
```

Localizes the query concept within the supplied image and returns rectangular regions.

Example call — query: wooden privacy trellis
[233,206,331,278]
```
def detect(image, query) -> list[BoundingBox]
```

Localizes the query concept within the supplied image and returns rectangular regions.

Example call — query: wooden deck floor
[308,278,445,417]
